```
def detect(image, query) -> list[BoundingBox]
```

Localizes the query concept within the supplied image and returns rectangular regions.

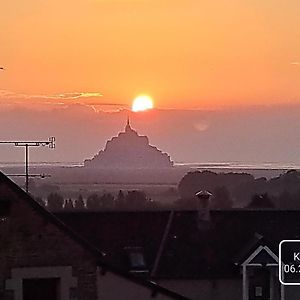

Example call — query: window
[129,251,146,269]
[255,286,262,297]
[23,278,60,300]
[124,247,148,272]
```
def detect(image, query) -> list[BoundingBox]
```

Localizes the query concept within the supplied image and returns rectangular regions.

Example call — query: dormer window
[129,251,146,269]
[124,247,148,273]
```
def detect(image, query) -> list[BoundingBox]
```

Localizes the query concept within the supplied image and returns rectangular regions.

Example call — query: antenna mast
[0,137,55,192]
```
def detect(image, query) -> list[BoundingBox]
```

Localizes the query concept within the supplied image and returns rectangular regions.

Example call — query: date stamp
[279,240,300,285]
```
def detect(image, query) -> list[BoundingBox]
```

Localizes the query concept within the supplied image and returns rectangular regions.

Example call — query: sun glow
[132,95,154,112]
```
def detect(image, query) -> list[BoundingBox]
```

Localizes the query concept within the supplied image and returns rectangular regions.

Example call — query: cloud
[0,90,127,111]
[0,90,103,100]
[46,92,103,99]
[0,90,15,97]
[290,62,300,66]
[0,90,103,101]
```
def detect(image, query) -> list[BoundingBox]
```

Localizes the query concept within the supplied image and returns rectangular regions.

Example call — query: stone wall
[0,183,98,300]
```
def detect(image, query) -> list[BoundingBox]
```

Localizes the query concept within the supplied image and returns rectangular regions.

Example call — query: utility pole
[0,137,55,192]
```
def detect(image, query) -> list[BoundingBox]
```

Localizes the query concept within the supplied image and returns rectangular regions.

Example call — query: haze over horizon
[0,103,300,165]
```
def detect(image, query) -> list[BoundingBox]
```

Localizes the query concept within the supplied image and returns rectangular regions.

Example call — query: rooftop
[55,209,300,279]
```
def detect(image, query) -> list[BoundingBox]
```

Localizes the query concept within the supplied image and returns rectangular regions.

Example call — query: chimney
[195,190,212,229]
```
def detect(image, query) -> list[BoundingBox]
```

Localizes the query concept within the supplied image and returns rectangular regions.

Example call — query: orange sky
[1,0,300,109]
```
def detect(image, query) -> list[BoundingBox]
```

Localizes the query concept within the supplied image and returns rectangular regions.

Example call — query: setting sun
[132,95,154,112]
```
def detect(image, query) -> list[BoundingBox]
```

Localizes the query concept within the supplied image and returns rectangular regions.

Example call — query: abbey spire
[84,118,173,169]
[125,116,132,133]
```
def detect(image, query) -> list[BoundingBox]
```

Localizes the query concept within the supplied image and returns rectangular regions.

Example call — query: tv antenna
[0,137,55,192]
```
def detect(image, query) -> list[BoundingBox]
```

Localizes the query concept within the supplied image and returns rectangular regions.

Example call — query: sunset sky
[1,0,300,109]
[1,1,300,164]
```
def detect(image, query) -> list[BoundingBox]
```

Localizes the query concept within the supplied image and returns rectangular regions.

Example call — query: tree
[125,191,148,210]
[75,194,85,210]
[145,198,161,210]
[47,193,64,211]
[99,193,114,209]
[178,171,218,200]
[211,186,233,209]
[247,193,274,209]
[64,198,74,210]
[276,189,300,210]
[178,170,254,207]
[115,190,126,209]
[173,197,197,210]
[86,193,100,210]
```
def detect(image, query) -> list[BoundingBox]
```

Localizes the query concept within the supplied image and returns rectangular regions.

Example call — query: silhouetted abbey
[84,118,173,169]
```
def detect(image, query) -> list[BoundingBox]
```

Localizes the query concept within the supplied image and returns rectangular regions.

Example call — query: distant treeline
[36,190,161,211]
[35,170,300,211]
[178,169,300,209]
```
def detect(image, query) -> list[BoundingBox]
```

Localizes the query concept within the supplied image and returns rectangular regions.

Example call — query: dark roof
[56,209,300,279]
[0,172,190,300]
[55,211,170,272]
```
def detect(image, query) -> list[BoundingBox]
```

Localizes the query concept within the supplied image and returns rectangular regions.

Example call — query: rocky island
[84,118,173,169]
